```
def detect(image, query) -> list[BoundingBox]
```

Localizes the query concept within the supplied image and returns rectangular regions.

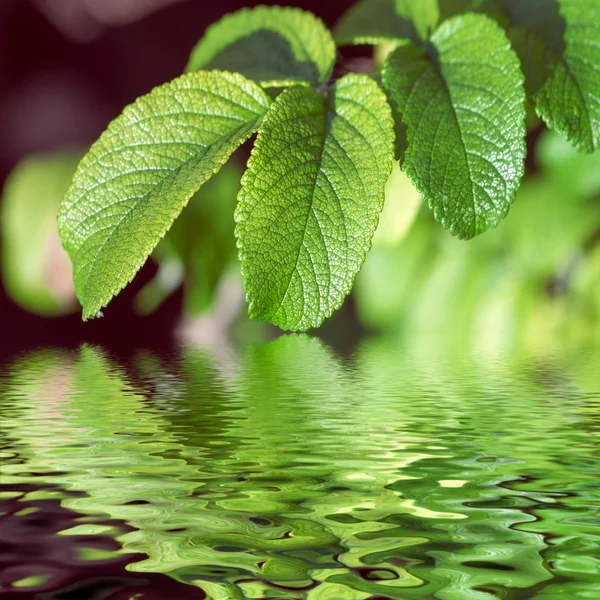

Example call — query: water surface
[1,337,599,599]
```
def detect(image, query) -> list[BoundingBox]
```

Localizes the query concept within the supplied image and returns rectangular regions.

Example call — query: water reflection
[1,338,599,599]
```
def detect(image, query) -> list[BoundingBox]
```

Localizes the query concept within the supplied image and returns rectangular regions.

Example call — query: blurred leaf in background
[536,129,600,200]
[356,130,600,348]
[373,163,422,248]
[135,161,243,318]
[1,152,81,316]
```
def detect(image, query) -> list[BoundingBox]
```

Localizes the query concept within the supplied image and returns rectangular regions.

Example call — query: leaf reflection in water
[1,337,599,599]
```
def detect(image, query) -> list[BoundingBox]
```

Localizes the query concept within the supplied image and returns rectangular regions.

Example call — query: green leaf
[335,0,440,45]
[235,74,394,332]
[382,14,526,239]
[335,0,420,45]
[1,152,80,315]
[439,1,600,152]
[500,0,600,153]
[58,71,270,320]
[186,6,335,88]
[395,0,440,40]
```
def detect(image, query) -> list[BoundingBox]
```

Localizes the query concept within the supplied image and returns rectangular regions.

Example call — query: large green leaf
[382,14,526,239]
[186,6,335,88]
[235,74,394,331]
[58,71,270,320]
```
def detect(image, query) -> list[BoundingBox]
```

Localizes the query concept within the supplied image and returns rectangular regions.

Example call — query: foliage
[55,1,599,330]
[382,14,526,238]
[236,76,393,330]
[185,6,336,88]
[497,0,600,152]
[57,71,269,320]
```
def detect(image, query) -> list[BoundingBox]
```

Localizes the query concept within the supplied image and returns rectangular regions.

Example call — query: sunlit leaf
[382,14,526,239]
[235,74,394,331]
[58,71,270,320]
[439,0,600,152]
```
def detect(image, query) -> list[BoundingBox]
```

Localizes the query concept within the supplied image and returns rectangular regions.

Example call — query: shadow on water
[0,337,599,598]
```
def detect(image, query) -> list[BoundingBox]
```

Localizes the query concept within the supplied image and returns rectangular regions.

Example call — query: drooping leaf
[58,71,270,320]
[1,153,79,315]
[438,0,600,152]
[501,0,600,153]
[235,74,394,331]
[382,14,526,239]
[186,6,335,88]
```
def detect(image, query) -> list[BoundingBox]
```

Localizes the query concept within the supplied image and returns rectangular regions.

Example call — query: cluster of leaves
[57,0,600,331]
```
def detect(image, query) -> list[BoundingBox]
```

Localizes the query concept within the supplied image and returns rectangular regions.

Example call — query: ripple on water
[0,338,599,599]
